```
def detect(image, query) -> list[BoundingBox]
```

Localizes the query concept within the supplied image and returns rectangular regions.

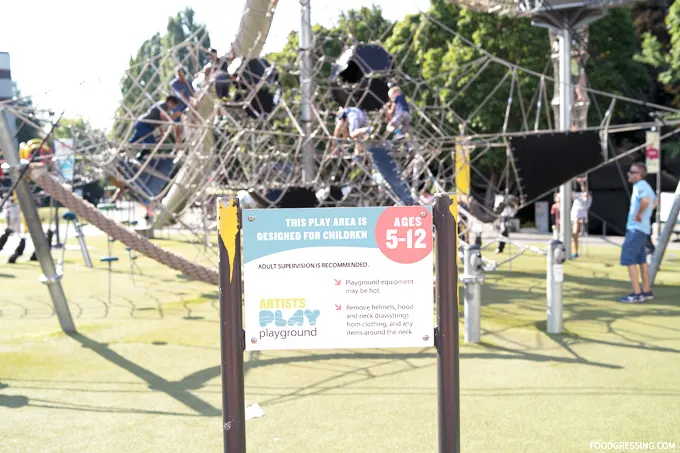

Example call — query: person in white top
[570,177,592,258]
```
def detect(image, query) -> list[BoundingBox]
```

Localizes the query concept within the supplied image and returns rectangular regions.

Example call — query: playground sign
[645,130,660,175]
[242,206,435,351]
[217,195,461,452]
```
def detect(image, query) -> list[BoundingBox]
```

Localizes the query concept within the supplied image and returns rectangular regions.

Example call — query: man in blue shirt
[619,162,658,303]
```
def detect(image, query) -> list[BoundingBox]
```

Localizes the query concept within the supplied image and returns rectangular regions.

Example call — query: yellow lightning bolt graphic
[449,194,459,302]
[218,198,239,283]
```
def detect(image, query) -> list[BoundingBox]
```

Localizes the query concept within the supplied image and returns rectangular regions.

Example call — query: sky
[0,0,431,131]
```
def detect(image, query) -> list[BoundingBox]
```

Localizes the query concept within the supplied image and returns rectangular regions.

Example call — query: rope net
[3,12,680,273]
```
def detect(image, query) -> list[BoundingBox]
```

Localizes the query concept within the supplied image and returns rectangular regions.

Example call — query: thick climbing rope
[29,164,219,286]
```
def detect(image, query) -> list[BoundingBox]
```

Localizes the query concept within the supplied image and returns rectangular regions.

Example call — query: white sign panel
[53,138,75,183]
[242,206,435,351]
[645,131,660,175]
[659,192,678,224]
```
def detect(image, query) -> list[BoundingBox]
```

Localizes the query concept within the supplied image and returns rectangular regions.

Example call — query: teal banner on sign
[242,205,435,351]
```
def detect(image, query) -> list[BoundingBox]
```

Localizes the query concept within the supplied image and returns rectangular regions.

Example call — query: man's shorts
[389,110,411,131]
[348,112,368,134]
[620,229,649,266]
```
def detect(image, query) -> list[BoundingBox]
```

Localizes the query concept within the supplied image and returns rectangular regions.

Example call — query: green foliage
[161,8,211,80]
[586,8,652,120]
[337,6,394,43]
[441,8,549,133]
[113,7,211,140]
[637,0,680,107]
[53,117,107,154]
[384,3,550,179]
[54,118,93,140]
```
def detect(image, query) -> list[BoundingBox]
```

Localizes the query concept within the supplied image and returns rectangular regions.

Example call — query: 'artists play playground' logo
[258,298,320,341]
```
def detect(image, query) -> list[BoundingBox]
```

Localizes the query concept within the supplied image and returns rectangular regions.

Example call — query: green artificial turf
[0,236,679,453]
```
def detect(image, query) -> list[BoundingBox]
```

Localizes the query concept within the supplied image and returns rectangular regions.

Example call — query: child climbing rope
[333,106,371,157]
[384,86,411,140]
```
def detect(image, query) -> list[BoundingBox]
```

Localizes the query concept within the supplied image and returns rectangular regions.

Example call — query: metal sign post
[217,198,247,453]
[433,194,461,453]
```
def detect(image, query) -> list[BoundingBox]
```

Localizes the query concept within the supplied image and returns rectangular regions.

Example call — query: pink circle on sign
[375,206,433,264]
[646,148,659,159]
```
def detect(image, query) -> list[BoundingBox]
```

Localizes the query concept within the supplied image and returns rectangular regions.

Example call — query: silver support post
[547,240,566,334]
[73,221,93,268]
[558,27,573,259]
[656,166,662,239]
[299,0,316,184]
[0,109,76,333]
[460,244,484,343]
[655,126,662,240]
[650,181,680,285]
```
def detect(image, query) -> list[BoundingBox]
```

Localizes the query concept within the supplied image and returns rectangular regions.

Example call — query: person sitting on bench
[384,86,410,139]
[333,106,371,157]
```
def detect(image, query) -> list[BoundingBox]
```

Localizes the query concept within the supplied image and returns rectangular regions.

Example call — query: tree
[113,7,211,140]
[586,8,652,122]
[337,6,394,43]
[161,8,212,80]
[637,0,680,109]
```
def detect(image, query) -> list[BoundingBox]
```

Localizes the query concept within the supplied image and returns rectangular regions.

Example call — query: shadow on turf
[175,342,624,400]
[66,332,221,417]
[481,269,680,363]
[491,269,680,306]
[0,380,208,416]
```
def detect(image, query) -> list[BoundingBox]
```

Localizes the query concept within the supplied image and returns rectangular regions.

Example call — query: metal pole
[217,197,246,453]
[0,109,76,333]
[55,204,62,247]
[547,240,565,334]
[655,125,662,240]
[74,221,93,268]
[433,194,461,453]
[558,27,573,259]
[656,166,661,239]
[461,244,483,344]
[300,0,316,184]
[650,181,680,284]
